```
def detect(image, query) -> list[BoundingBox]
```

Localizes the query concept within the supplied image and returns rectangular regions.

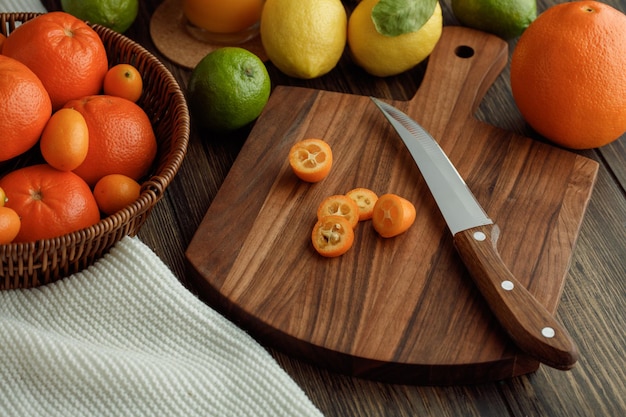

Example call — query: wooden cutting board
[185,27,598,385]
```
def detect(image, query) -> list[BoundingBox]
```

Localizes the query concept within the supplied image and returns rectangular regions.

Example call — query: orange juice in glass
[182,0,264,44]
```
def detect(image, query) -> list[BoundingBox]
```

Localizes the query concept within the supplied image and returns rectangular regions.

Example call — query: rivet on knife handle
[453,224,579,370]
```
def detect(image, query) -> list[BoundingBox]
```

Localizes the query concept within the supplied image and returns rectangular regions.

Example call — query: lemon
[348,0,443,77]
[451,0,536,40]
[260,0,347,79]
[187,47,271,132]
[61,0,138,33]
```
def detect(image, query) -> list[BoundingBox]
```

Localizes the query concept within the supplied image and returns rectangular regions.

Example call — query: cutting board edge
[184,257,541,385]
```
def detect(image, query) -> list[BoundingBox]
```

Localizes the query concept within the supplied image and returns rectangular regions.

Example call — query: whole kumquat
[289,138,333,183]
[93,173,141,216]
[311,215,355,257]
[40,108,89,171]
[316,194,360,229]
[372,193,416,238]
[103,63,143,102]
[346,187,378,221]
[0,206,21,245]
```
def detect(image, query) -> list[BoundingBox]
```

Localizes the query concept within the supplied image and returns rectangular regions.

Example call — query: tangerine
[0,55,52,162]
[0,206,21,245]
[2,12,108,110]
[40,108,90,171]
[510,1,626,149]
[93,174,141,216]
[103,63,143,102]
[0,164,100,242]
[64,95,158,187]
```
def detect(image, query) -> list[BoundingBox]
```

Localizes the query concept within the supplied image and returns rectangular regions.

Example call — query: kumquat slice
[288,138,333,183]
[311,215,355,257]
[372,193,416,238]
[346,187,378,221]
[316,194,360,229]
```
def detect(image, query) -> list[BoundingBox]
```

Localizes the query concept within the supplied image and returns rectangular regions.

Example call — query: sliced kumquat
[346,187,378,221]
[372,193,416,238]
[288,138,333,183]
[311,215,355,257]
[316,194,360,229]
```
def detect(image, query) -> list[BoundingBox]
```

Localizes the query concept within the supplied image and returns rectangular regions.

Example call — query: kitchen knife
[370,97,578,370]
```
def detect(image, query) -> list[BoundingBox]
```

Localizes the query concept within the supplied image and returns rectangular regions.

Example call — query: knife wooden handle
[453,224,579,370]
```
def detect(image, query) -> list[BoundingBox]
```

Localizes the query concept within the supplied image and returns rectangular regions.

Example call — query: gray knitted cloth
[0,236,323,417]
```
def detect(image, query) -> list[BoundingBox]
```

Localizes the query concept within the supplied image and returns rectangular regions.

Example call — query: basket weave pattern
[0,13,190,289]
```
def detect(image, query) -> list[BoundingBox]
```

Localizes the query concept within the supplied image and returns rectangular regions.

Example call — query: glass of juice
[182,0,264,44]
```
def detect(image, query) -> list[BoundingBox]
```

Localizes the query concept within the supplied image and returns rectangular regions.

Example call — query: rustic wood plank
[36,0,626,415]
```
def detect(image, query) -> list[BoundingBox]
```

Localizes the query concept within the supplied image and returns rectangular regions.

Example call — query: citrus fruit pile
[0,12,157,244]
[261,0,443,78]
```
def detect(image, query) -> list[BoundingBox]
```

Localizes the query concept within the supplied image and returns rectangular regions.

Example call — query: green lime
[451,0,537,40]
[188,47,271,132]
[61,0,139,33]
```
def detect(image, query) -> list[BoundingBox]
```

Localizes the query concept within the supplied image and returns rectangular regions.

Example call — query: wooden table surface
[41,0,626,415]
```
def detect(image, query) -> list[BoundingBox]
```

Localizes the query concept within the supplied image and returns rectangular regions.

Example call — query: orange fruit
[0,187,7,207]
[40,108,90,171]
[0,164,100,242]
[183,0,263,33]
[0,206,21,244]
[93,174,141,216]
[2,12,108,110]
[64,95,158,187]
[510,1,626,149]
[103,63,143,102]
[0,33,6,52]
[0,55,52,162]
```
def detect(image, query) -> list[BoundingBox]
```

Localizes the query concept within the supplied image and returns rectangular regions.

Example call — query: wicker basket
[0,13,190,290]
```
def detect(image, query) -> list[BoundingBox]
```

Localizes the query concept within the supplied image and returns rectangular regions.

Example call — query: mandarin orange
[64,95,157,187]
[0,55,52,162]
[510,1,626,149]
[0,164,100,242]
[2,12,108,110]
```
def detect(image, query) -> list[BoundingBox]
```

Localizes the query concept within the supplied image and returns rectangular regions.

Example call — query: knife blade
[370,97,578,370]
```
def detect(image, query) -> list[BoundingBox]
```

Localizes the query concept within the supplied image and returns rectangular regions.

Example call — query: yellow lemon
[260,0,347,79]
[348,0,443,77]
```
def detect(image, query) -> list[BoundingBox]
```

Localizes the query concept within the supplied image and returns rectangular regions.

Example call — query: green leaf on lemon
[372,0,438,36]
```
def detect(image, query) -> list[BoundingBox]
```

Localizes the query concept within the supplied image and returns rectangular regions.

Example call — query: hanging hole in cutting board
[455,45,475,58]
